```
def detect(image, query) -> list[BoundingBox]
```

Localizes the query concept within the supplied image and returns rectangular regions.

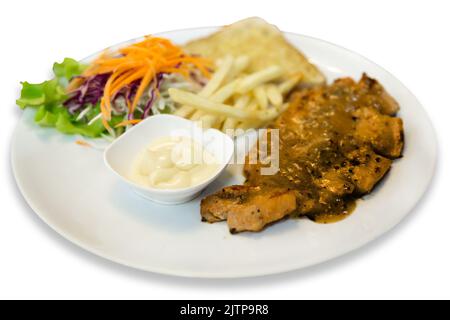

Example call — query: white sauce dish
[104,114,234,204]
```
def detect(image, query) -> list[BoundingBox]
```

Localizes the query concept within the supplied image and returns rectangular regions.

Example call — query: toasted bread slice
[184,17,325,85]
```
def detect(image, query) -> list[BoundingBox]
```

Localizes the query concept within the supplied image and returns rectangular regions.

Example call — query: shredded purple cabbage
[142,89,156,119]
[64,72,166,120]
[189,70,207,86]
[141,73,164,119]
[63,73,110,113]
[125,81,139,106]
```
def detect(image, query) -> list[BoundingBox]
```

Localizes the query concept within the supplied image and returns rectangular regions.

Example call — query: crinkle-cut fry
[169,88,276,121]
[266,84,283,107]
[278,73,303,95]
[236,66,283,93]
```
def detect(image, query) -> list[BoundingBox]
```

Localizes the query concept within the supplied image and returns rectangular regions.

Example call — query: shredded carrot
[102,117,114,136]
[69,36,212,131]
[115,119,142,127]
[75,140,92,147]
[66,77,85,92]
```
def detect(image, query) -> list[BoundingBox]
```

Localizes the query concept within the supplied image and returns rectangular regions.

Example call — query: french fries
[169,88,276,121]
[174,55,233,118]
[190,110,204,120]
[171,55,304,133]
[201,55,233,97]
[236,99,260,130]
[225,55,249,82]
[198,114,218,129]
[266,84,283,107]
[222,95,250,131]
[279,73,303,95]
[188,79,241,125]
[236,66,283,93]
[253,86,268,110]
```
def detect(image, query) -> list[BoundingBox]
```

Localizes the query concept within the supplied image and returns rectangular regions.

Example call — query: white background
[1,0,449,300]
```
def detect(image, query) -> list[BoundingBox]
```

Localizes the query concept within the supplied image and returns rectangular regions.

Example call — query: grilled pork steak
[201,186,297,233]
[201,74,404,232]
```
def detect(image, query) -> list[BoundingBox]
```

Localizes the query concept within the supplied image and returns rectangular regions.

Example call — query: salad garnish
[17,36,211,139]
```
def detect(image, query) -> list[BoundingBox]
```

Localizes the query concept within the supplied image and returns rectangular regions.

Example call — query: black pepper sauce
[309,201,356,224]
[244,79,388,224]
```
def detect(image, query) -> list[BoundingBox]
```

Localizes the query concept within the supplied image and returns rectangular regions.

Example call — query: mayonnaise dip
[130,136,220,190]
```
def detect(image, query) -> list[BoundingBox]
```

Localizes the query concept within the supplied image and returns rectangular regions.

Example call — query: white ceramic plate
[11,28,437,278]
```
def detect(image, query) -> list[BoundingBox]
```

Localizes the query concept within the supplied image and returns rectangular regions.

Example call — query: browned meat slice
[339,146,393,194]
[201,75,404,232]
[314,170,355,196]
[357,74,400,115]
[201,186,297,233]
[353,107,404,158]
[244,75,403,219]
[200,185,249,223]
[331,73,400,116]
[350,158,391,194]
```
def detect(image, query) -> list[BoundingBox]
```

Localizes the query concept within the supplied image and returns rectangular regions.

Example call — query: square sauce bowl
[104,114,234,204]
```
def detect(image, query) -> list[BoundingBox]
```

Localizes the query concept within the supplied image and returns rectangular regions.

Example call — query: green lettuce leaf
[16,79,66,109]
[16,58,124,138]
[34,105,60,126]
[17,57,87,110]
[17,58,109,138]
[53,58,87,86]
[55,110,106,137]
[35,104,106,138]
